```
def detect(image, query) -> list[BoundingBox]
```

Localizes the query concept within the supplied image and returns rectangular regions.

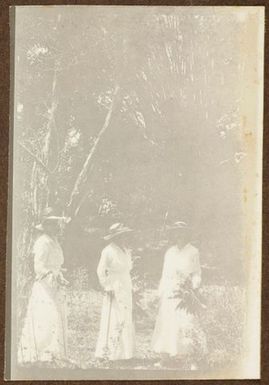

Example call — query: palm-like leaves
[170,278,207,315]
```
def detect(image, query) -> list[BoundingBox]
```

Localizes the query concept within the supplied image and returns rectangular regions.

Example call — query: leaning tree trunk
[67,84,120,217]
[41,64,59,209]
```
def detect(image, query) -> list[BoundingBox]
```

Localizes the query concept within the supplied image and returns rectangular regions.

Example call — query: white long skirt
[18,280,67,364]
[95,283,134,360]
[152,296,207,358]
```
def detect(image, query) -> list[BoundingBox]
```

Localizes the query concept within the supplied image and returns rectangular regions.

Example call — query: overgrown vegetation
[65,276,246,369]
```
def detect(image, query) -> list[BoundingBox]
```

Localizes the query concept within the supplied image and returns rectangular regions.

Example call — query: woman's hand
[192,274,201,290]
[57,271,69,285]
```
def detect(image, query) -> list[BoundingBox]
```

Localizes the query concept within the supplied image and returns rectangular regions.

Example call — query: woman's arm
[33,237,51,279]
[191,251,202,289]
[97,248,113,291]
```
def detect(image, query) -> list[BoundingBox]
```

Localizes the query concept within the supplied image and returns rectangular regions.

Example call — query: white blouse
[97,242,132,292]
[158,243,201,297]
[33,234,64,279]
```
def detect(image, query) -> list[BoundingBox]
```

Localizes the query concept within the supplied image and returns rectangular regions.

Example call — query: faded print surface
[7,5,264,380]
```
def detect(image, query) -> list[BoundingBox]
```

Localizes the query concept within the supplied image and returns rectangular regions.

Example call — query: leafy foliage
[170,277,207,315]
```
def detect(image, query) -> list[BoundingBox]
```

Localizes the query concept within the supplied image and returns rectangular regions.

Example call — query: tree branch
[68,85,120,209]
[19,141,52,175]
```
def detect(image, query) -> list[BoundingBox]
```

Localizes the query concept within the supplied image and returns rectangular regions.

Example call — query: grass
[17,266,246,371]
[65,283,246,370]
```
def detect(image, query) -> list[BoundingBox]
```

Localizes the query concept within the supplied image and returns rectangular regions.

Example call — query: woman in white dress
[152,222,207,368]
[95,223,134,361]
[18,209,69,364]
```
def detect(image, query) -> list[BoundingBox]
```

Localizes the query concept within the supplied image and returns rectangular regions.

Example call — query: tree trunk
[68,85,120,213]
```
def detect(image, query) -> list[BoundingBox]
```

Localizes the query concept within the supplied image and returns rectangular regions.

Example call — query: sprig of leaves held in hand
[169,278,207,315]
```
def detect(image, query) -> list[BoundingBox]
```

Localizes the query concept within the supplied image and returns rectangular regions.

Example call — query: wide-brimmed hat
[104,222,133,241]
[165,221,189,232]
[35,207,71,231]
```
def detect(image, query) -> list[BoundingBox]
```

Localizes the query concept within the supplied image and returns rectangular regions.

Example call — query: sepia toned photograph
[6,5,264,380]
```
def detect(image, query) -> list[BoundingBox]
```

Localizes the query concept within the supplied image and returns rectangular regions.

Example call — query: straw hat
[35,207,71,231]
[104,222,133,241]
[165,221,188,231]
